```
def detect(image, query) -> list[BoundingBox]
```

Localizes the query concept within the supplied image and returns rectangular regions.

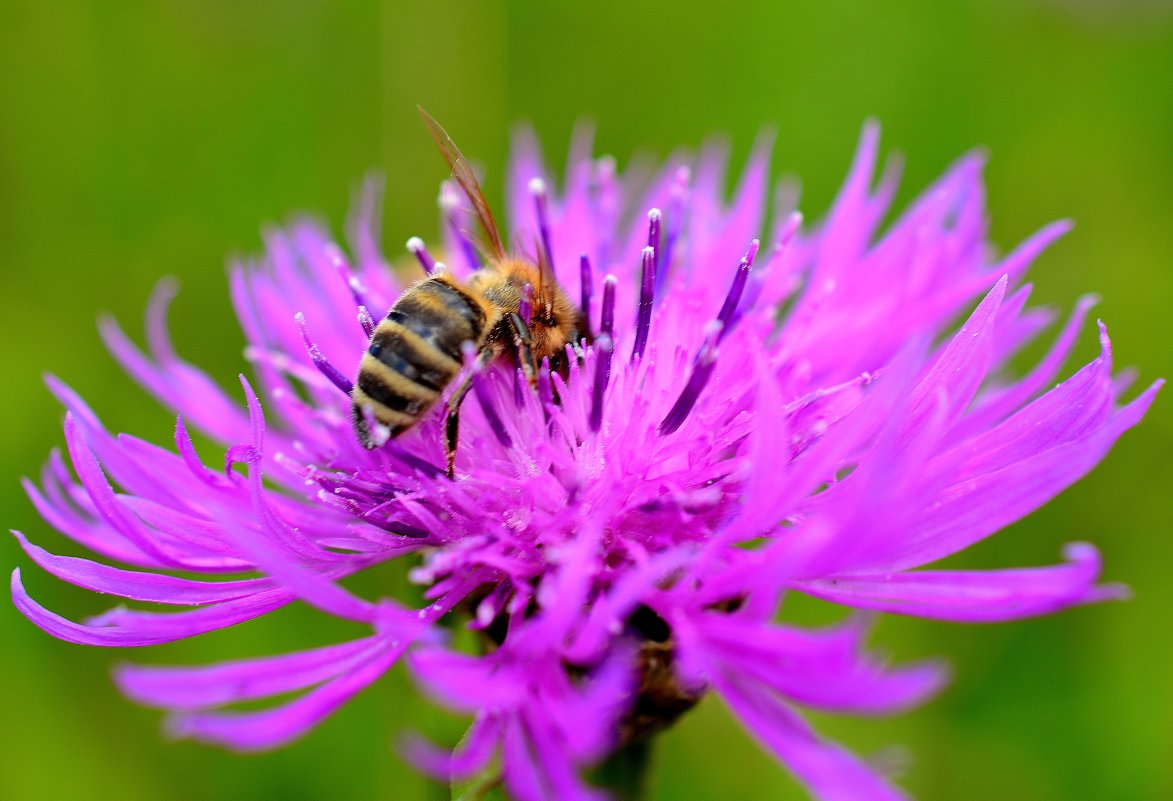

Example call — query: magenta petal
[795,543,1122,622]
[959,293,1098,438]
[207,378,377,624]
[409,648,525,711]
[62,414,206,570]
[13,568,294,646]
[714,348,792,544]
[401,715,502,781]
[877,380,1161,570]
[567,546,695,663]
[167,635,404,751]
[674,610,947,717]
[903,276,1006,432]
[12,531,269,604]
[690,130,773,309]
[759,656,949,716]
[946,322,1117,477]
[519,712,610,801]
[116,497,250,566]
[501,716,549,801]
[115,634,385,710]
[497,711,609,801]
[21,476,164,569]
[815,121,881,281]
[224,470,374,622]
[713,671,909,801]
[98,313,252,446]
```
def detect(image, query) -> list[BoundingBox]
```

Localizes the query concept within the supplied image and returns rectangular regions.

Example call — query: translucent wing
[418,106,506,262]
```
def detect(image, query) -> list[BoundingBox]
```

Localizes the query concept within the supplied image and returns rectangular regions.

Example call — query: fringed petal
[12,531,267,604]
[714,671,909,801]
[115,634,386,710]
[797,543,1124,622]
[12,568,292,646]
[167,635,404,751]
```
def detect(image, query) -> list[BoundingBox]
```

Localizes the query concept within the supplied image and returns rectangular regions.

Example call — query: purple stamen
[473,375,513,449]
[600,273,617,338]
[631,246,656,362]
[660,321,723,435]
[406,236,436,275]
[385,441,444,479]
[530,177,555,272]
[359,510,431,539]
[357,306,375,338]
[294,312,353,396]
[590,334,614,433]
[715,239,760,338]
[579,253,593,330]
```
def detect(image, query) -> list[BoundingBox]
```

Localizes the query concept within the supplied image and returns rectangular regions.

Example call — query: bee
[351,108,588,477]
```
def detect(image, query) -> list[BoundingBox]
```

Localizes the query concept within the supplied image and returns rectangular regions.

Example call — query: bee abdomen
[351,278,487,440]
[392,278,488,360]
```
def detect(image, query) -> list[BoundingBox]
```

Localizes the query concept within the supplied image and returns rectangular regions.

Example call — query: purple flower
[12,121,1159,801]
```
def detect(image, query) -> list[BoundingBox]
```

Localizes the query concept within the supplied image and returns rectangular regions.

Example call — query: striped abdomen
[352,276,489,447]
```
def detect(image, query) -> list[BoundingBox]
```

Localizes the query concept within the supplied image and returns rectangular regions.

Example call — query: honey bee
[351,108,588,476]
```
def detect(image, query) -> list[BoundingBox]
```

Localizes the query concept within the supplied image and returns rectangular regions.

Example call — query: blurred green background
[2,1,1171,799]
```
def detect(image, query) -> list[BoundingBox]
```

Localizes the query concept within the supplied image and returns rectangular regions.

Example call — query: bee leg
[444,408,461,480]
[352,404,376,450]
[509,311,539,388]
[445,345,496,479]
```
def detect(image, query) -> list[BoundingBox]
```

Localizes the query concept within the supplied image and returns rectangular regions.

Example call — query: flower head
[13,121,1159,800]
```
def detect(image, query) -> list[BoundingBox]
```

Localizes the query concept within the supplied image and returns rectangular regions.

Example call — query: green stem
[591,739,654,801]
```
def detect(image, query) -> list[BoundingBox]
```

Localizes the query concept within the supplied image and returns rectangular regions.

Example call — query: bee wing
[418,106,507,263]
